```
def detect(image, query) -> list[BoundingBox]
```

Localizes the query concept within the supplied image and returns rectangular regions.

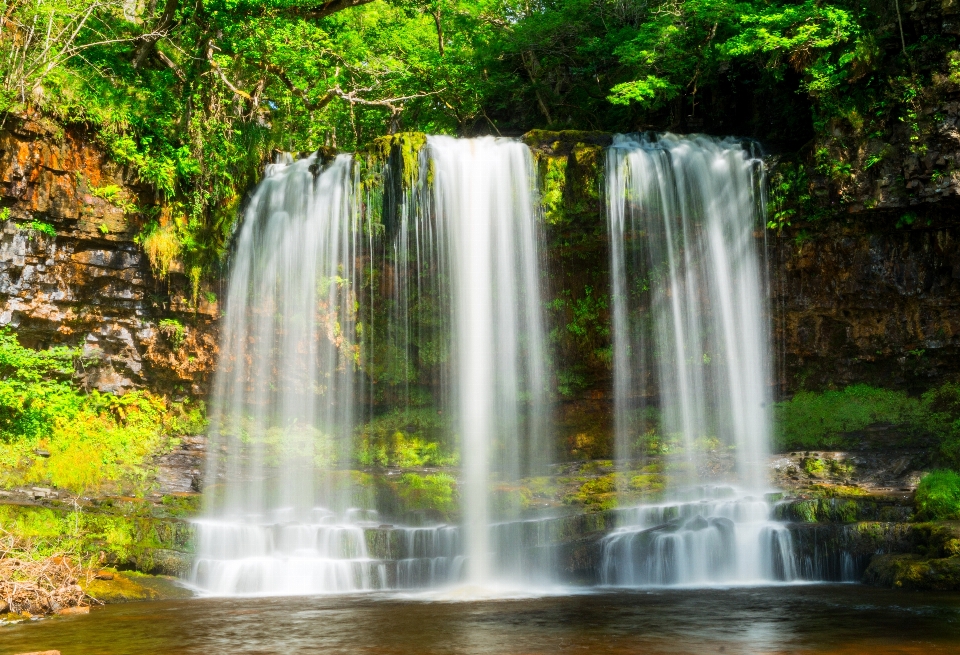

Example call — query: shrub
[0,329,205,495]
[773,384,921,451]
[26,221,57,238]
[141,224,181,277]
[158,319,186,349]
[396,473,457,517]
[915,470,960,521]
[355,408,457,467]
[919,384,960,468]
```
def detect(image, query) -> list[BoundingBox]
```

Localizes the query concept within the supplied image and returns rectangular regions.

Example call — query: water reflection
[3,586,960,654]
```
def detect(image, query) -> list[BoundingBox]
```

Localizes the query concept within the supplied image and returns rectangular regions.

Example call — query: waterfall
[189,154,376,594]
[190,137,551,595]
[430,136,549,585]
[190,131,821,595]
[390,135,551,586]
[602,133,791,585]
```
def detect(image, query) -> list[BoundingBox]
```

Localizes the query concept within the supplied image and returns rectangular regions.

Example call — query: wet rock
[863,553,960,590]
[772,216,960,394]
[55,606,90,615]
[685,515,710,531]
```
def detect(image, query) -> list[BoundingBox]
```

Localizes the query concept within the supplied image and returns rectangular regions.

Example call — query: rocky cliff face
[772,209,960,395]
[5,112,960,405]
[0,114,218,396]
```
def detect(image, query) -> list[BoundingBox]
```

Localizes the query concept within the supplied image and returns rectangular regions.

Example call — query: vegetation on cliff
[1,0,951,279]
[773,383,960,466]
[915,470,960,521]
[0,329,206,496]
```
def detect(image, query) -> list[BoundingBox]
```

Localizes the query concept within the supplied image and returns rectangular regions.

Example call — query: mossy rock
[81,570,159,603]
[367,132,428,187]
[82,569,194,603]
[522,130,613,153]
[863,553,960,590]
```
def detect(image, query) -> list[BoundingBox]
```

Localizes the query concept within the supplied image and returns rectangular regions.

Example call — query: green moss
[369,132,428,189]
[521,130,612,150]
[158,318,186,349]
[395,472,457,518]
[915,470,960,521]
[0,329,206,495]
[158,494,202,518]
[355,408,457,468]
[81,569,160,603]
[773,384,921,451]
[539,155,567,225]
[803,458,826,477]
[0,504,193,571]
[568,144,602,213]
[774,383,960,467]
[807,484,868,498]
[628,473,664,493]
[864,553,960,590]
[564,473,620,511]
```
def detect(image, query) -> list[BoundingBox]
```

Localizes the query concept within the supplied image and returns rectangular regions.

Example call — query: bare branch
[133,0,180,68]
[207,42,252,100]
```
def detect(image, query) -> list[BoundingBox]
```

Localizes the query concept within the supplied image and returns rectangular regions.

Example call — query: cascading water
[191,131,831,596]
[385,135,552,587]
[189,154,382,594]
[602,133,793,586]
[191,137,552,595]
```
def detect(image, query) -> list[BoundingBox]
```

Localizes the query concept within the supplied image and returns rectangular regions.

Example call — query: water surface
[4,585,960,654]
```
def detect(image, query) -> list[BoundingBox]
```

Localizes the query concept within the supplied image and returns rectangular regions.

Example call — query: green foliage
[0,0,944,281]
[90,183,137,214]
[568,473,619,510]
[158,318,186,349]
[0,329,205,495]
[0,503,192,566]
[548,286,610,371]
[918,384,960,468]
[773,383,960,466]
[396,472,457,516]
[355,408,457,467]
[915,470,960,521]
[766,160,833,230]
[539,155,567,225]
[773,384,921,450]
[24,221,57,238]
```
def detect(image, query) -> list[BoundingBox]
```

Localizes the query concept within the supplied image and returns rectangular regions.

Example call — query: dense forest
[0,0,945,279]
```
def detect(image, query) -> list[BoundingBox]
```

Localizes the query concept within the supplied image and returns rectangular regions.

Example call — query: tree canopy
[0,0,945,279]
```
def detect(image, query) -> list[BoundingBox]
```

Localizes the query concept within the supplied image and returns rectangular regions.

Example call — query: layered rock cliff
[0,114,218,396]
[773,209,960,395]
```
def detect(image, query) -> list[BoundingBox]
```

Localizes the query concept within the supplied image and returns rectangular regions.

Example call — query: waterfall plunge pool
[4,586,960,654]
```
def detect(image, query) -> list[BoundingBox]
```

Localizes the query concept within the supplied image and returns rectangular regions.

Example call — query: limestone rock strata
[0,116,217,395]
[772,212,960,393]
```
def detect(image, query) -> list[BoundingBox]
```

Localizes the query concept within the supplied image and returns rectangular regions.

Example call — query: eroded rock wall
[771,207,960,395]
[0,115,218,396]
[6,114,960,404]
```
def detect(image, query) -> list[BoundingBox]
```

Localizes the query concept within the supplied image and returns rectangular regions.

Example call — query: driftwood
[0,531,98,616]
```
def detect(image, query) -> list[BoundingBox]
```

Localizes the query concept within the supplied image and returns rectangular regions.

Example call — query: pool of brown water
[3,585,960,655]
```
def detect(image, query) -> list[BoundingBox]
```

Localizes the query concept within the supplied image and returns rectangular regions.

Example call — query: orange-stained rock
[55,606,90,615]
[0,114,219,397]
